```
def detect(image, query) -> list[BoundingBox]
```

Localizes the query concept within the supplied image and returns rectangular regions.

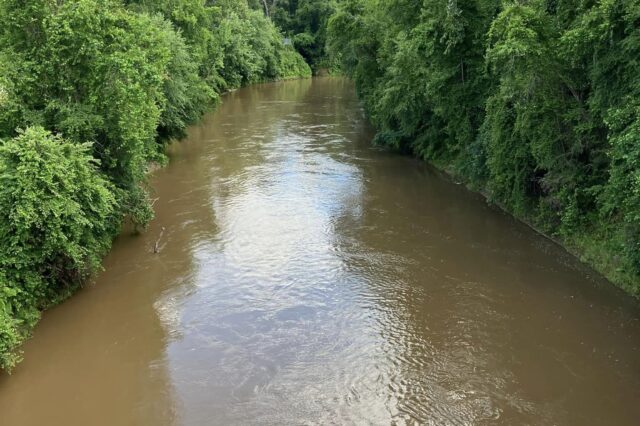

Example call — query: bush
[0,127,116,370]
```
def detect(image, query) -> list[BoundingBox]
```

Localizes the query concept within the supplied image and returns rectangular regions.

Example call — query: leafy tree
[255,0,338,70]
[483,1,557,215]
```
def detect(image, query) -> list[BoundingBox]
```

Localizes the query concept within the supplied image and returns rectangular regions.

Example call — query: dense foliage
[250,0,339,70]
[0,128,116,369]
[327,0,640,295]
[0,0,310,371]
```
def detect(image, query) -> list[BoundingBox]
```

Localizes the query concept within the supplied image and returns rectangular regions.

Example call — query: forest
[0,0,638,372]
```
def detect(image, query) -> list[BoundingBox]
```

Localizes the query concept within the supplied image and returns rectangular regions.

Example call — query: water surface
[1,78,639,425]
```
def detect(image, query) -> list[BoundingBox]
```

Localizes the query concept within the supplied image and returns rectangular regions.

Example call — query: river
[1,77,639,425]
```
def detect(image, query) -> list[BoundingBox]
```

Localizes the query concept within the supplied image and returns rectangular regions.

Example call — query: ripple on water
[156,79,640,425]
[2,78,639,426]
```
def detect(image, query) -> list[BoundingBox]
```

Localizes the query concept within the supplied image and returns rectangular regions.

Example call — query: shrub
[0,127,116,370]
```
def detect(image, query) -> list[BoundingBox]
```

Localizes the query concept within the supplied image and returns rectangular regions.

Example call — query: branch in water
[154,227,166,254]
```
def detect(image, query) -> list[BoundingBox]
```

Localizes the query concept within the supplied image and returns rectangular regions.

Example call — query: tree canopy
[251,0,339,70]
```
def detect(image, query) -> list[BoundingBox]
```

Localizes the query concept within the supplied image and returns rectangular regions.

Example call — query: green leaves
[255,0,337,69]
[0,127,116,370]
[0,127,115,268]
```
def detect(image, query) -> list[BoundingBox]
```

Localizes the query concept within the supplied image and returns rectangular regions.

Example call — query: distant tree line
[250,0,339,71]
[0,0,310,371]
[326,0,640,295]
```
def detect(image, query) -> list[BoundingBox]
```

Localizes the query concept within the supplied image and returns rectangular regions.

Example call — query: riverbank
[0,0,311,372]
[0,77,311,374]
[430,159,639,298]
[327,0,640,298]
[2,78,639,425]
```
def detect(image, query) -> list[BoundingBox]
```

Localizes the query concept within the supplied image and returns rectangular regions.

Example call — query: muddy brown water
[1,78,639,425]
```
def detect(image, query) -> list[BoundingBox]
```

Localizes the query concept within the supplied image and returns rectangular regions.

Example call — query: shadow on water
[331,151,640,424]
[1,77,639,425]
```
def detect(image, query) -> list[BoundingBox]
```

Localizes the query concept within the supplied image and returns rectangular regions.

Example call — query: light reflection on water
[1,78,639,426]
